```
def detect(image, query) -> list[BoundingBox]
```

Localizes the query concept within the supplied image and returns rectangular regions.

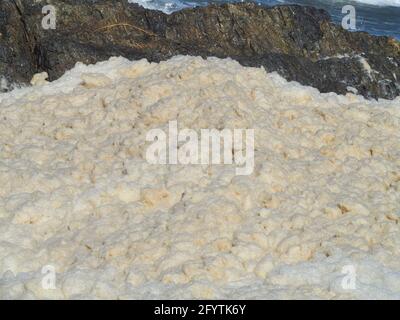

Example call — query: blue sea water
[128,0,400,39]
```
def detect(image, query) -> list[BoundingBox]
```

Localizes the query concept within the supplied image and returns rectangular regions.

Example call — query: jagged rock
[1,0,399,99]
[0,0,37,89]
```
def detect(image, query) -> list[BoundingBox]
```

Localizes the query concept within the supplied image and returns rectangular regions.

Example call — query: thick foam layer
[0,56,400,299]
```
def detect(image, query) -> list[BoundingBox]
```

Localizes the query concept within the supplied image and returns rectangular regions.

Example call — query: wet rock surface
[1,0,399,99]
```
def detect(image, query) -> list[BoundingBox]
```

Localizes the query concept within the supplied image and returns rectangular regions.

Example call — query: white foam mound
[1,56,400,299]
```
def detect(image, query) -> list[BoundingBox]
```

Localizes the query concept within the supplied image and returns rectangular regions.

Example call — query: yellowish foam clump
[30,72,49,86]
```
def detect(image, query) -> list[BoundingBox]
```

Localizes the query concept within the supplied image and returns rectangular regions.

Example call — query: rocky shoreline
[1,0,399,99]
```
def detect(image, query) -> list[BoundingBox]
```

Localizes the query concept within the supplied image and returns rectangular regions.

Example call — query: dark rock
[0,0,399,99]
[0,0,38,89]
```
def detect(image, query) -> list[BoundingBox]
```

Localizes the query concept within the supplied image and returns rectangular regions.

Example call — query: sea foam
[0,56,399,299]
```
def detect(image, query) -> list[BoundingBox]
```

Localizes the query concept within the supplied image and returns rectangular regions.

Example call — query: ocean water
[128,0,400,39]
